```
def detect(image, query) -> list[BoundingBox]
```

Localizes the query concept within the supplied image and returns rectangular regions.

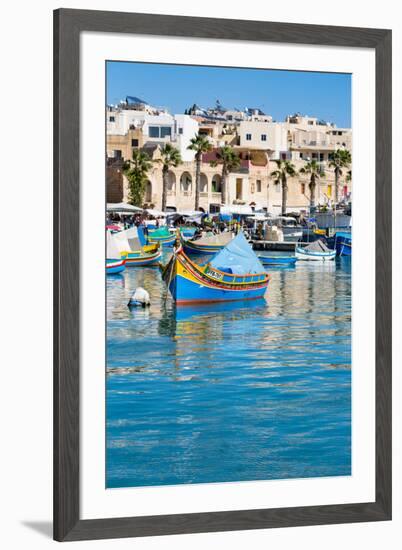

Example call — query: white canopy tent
[107,202,143,213]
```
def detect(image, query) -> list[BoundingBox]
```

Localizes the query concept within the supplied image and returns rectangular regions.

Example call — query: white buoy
[128,287,150,308]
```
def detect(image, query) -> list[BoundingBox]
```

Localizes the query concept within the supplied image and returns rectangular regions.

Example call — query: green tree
[210,146,241,205]
[270,159,297,215]
[123,149,152,206]
[158,144,182,211]
[187,134,212,210]
[329,149,352,205]
[299,160,325,210]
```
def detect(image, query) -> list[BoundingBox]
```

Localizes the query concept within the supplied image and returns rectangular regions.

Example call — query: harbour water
[106,254,351,488]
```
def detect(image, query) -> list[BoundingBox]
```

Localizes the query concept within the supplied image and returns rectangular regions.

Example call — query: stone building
[106,103,352,214]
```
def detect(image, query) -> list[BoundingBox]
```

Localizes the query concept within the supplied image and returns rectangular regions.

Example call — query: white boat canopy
[107,202,143,213]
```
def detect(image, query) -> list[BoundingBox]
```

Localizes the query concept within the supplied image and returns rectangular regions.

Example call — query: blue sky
[107,61,351,128]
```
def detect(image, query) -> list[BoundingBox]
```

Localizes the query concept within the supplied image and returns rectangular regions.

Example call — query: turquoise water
[106,255,351,488]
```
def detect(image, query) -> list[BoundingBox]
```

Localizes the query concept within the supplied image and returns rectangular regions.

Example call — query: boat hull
[163,248,269,303]
[259,256,297,266]
[106,258,126,274]
[183,239,225,255]
[295,247,336,261]
[147,234,176,247]
[124,249,162,266]
[335,232,352,256]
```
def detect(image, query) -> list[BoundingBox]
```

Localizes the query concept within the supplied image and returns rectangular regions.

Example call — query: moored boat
[106,230,126,274]
[113,227,162,267]
[258,255,297,267]
[162,232,270,304]
[183,231,234,255]
[106,258,126,274]
[123,248,162,266]
[295,240,336,261]
[334,231,352,256]
[146,226,176,246]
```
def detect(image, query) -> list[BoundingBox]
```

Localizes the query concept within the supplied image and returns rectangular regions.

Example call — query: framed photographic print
[54,9,392,541]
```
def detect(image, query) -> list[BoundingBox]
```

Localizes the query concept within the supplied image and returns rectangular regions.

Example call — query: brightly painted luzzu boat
[122,247,162,267]
[162,232,270,304]
[106,229,126,274]
[146,226,176,247]
[112,226,162,266]
[182,231,234,255]
[106,258,126,274]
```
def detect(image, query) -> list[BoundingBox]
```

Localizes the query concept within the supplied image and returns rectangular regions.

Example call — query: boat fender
[128,287,150,308]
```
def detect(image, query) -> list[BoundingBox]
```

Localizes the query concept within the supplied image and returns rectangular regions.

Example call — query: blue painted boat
[162,232,270,304]
[183,231,234,255]
[179,226,197,238]
[139,225,175,247]
[258,255,297,267]
[334,231,352,256]
[106,258,126,274]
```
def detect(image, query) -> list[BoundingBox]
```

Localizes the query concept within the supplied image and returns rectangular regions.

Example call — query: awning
[107,202,143,213]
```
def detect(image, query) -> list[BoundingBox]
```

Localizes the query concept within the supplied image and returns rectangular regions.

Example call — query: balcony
[211,192,222,201]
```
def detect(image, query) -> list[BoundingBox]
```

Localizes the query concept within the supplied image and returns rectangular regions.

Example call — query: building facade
[106,102,352,214]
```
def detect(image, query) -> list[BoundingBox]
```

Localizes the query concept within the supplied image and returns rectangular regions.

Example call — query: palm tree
[123,149,153,206]
[329,149,351,205]
[158,144,182,211]
[270,159,297,215]
[210,146,241,205]
[299,160,325,210]
[187,134,212,210]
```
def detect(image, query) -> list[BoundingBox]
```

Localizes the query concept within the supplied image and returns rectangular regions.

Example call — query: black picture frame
[54,8,392,542]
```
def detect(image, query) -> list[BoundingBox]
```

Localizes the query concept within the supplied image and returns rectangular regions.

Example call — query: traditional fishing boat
[295,239,336,261]
[146,226,176,247]
[162,232,270,304]
[334,231,352,256]
[258,255,297,267]
[113,227,161,267]
[183,231,234,255]
[106,230,126,274]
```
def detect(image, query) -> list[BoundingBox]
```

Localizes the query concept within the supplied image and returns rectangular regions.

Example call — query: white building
[173,114,199,161]
[107,105,199,161]
[239,121,288,158]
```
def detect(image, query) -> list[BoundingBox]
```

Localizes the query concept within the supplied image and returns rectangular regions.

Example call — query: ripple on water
[106,256,351,488]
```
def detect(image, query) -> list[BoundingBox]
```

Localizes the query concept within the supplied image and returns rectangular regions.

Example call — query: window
[308,120,314,125]
[109,116,115,122]
[319,153,324,162]
[148,126,160,138]
[160,126,172,138]
[148,126,172,138]
[131,139,139,147]
[246,133,252,141]
[312,152,318,159]
[178,128,183,135]
[299,152,303,159]
[261,134,267,141]
[256,179,262,193]
[113,150,122,159]
[301,183,306,194]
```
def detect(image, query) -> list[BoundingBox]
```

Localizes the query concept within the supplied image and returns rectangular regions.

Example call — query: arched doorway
[180,171,192,194]
[167,171,176,193]
[212,174,222,193]
[200,173,208,193]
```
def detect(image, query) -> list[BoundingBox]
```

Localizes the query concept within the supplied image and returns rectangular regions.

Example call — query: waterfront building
[106,101,352,214]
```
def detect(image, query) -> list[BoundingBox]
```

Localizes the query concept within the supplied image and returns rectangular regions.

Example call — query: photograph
[105,61,353,489]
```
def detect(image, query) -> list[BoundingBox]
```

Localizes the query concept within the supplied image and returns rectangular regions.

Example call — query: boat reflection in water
[106,255,351,489]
